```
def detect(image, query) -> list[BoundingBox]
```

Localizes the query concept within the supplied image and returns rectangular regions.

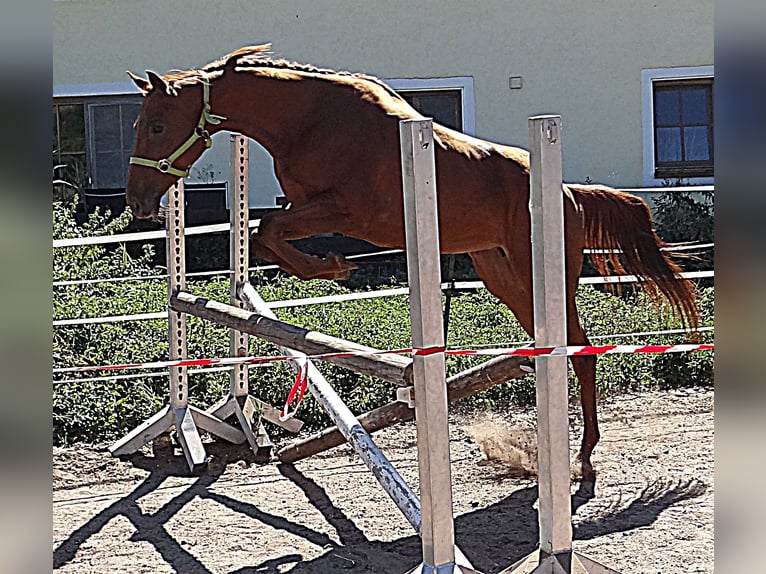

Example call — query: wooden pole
[170,291,413,386]
[239,282,423,532]
[277,355,532,463]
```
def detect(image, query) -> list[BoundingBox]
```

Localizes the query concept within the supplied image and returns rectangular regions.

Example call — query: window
[642,66,714,186]
[52,102,87,190]
[53,83,143,193]
[400,90,463,131]
[87,100,142,188]
[653,80,713,179]
[387,77,475,135]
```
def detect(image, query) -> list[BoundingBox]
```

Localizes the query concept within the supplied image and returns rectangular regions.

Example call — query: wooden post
[206,134,281,457]
[229,133,251,402]
[170,291,413,386]
[165,180,207,469]
[529,115,572,562]
[400,119,480,574]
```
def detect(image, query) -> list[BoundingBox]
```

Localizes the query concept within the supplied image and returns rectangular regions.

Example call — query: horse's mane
[162,44,529,166]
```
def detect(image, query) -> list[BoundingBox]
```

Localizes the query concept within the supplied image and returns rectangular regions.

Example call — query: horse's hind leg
[471,247,599,496]
[566,306,599,498]
[562,233,600,497]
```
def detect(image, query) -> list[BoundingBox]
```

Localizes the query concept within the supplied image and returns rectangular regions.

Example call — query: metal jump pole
[504,116,618,574]
[207,134,303,457]
[110,179,245,471]
[400,118,480,574]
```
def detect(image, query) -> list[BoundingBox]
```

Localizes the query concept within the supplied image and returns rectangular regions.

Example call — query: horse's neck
[212,73,330,157]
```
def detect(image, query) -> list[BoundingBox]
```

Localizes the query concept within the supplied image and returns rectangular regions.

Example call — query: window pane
[58,104,85,153]
[95,151,123,188]
[52,108,58,152]
[121,103,142,149]
[401,91,462,131]
[681,88,709,124]
[92,105,121,151]
[656,127,681,162]
[654,89,680,126]
[684,126,710,161]
[417,94,461,130]
[62,154,87,185]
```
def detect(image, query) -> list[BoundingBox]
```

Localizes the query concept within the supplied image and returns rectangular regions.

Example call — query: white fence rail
[53,186,713,328]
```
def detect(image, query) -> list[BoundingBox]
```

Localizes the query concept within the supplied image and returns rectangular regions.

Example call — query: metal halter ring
[195,127,212,148]
[157,159,171,173]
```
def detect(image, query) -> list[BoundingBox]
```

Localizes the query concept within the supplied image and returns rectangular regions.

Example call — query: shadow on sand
[53,445,707,574]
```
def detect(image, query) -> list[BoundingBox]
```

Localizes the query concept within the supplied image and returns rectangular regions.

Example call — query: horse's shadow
[239,466,708,574]
[53,446,707,574]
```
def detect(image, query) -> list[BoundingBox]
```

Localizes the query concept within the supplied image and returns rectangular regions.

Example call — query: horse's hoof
[574,480,596,500]
[327,252,359,278]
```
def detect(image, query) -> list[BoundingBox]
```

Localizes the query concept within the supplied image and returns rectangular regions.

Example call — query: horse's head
[126,70,222,220]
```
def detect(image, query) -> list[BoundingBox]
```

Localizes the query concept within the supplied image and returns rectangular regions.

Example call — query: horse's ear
[145,70,169,94]
[127,71,150,95]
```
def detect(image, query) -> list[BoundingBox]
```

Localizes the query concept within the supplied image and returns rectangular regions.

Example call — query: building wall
[54,0,713,198]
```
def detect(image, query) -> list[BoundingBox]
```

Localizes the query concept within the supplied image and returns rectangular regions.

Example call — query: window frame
[53,82,143,190]
[642,66,714,186]
[86,97,143,189]
[386,76,476,135]
[52,99,87,189]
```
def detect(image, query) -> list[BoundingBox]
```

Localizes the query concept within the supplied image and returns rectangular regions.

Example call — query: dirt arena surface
[53,388,713,573]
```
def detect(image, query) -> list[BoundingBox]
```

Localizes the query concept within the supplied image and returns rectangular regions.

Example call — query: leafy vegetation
[53,196,714,447]
[652,185,714,273]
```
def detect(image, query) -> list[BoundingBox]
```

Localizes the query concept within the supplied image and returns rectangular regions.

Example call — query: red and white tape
[280,356,308,421]
[53,343,714,375]
[53,342,713,420]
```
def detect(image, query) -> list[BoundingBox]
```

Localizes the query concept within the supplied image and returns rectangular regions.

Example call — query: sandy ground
[53,387,713,573]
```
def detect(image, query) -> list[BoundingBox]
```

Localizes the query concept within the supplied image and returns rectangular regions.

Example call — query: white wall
[54,0,713,191]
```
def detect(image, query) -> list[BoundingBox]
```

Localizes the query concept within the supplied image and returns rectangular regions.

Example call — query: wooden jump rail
[169,285,532,462]
[169,290,414,386]
[278,354,532,463]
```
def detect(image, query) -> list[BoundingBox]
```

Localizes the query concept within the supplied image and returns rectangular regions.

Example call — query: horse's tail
[566,183,699,330]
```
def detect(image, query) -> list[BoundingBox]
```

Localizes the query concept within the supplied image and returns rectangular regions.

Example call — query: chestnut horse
[126,45,698,495]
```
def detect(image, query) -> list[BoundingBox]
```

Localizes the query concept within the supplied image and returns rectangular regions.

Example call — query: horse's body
[126,45,698,494]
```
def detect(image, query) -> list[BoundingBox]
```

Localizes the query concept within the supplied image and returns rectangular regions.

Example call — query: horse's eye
[150,123,165,135]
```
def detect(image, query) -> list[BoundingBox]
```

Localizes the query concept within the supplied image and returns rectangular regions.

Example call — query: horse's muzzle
[126,196,159,221]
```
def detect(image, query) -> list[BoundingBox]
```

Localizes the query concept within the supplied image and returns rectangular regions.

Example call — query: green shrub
[652,186,714,274]
[53,197,714,445]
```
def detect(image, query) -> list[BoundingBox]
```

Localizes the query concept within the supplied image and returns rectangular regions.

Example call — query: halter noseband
[129,80,226,178]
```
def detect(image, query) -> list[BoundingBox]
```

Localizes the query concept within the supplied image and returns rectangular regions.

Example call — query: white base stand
[502,550,620,574]
[109,404,245,471]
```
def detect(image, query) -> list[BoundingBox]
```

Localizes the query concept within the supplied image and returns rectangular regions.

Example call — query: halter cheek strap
[129,81,226,178]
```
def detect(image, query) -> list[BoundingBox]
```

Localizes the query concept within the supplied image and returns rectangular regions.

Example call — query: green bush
[53,197,714,446]
[652,186,714,274]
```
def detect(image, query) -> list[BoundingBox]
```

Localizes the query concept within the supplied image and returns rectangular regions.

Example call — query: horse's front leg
[251,195,359,280]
